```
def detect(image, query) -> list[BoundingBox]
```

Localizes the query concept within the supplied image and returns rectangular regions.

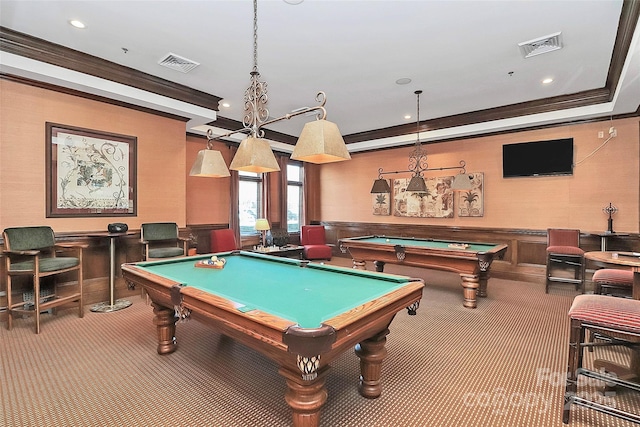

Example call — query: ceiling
[1,0,639,154]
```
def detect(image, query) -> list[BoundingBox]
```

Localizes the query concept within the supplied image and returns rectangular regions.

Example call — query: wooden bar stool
[593,269,634,297]
[564,294,640,424]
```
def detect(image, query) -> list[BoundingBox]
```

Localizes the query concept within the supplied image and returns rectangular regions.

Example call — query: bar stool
[588,269,634,352]
[593,269,634,297]
[563,294,640,424]
[546,229,585,293]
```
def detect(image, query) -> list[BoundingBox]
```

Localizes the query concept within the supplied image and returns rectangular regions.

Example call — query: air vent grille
[518,32,563,59]
[158,53,200,73]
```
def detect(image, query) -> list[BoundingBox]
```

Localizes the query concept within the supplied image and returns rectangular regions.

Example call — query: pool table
[339,235,508,308]
[121,251,423,427]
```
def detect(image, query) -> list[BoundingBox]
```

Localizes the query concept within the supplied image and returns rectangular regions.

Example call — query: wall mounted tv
[502,138,574,178]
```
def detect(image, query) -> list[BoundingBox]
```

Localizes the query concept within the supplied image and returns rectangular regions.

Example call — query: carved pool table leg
[152,303,178,355]
[477,269,490,298]
[280,366,329,427]
[460,274,479,309]
[352,259,366,270]
[355,328,390,398]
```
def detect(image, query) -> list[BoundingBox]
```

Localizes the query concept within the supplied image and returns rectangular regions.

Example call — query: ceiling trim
[0,26,222,111]
[0,73,191,123]
[1,0,638,147]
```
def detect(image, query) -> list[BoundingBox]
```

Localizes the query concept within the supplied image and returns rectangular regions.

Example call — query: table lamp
[255,218,270,247]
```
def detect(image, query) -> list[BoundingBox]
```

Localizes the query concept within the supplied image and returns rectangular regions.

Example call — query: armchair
[210,229,239,253]
[301,225,332,260]
[3,226,86,334]
[141,222,189,261]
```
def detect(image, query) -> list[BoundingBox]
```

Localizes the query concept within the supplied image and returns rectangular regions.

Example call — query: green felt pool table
[339,235,508,308]
[121,251,423,427]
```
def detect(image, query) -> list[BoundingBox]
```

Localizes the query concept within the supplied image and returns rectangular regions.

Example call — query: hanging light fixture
[191,0,350,177]
[370,90,472,193]
[189,134,231,177]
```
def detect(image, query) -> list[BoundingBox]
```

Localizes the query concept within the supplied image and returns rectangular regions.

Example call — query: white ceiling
[1,0,639,153]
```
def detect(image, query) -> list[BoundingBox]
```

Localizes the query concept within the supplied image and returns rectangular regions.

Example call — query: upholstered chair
[3,226,86,334]
[140,222,189,261]
[210,229,239,253]
[545,228,585,293]
[301,225,332,260]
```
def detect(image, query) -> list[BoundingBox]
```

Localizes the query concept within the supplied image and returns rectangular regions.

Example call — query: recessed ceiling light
[220,101,231,108]
[396,78,412,85]
[404,115,412,120]
[542,77,554,84]
[69,20,86,29]
[283,0,304,4]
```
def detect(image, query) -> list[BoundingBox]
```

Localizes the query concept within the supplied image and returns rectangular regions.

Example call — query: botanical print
[457,172,484,217]
[372,193,391,215]
[393,176,454,218]
[55,132,130,211]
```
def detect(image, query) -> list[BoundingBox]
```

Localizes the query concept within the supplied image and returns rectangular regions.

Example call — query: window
[287,163,303,233]
[238,171,262,236]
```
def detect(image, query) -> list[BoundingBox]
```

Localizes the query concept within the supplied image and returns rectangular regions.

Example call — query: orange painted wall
[186,135,233,225]
[0,79,187,231]
[320,117,640,233]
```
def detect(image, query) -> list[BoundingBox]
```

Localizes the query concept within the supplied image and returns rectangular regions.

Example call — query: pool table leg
[478,270,489,298]
[152,303,178,355]
[280,365,330,427]
[460,274,479,309]
[355,328,390,398]
[352,259,367,270]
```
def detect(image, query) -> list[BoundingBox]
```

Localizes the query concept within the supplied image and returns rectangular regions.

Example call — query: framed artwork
[46,123,137,217]
[372,192,391,216]
[393,176,454,218]
[457,172,484,217]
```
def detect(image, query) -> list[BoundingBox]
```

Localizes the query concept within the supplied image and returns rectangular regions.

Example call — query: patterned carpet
[1,258,638,427]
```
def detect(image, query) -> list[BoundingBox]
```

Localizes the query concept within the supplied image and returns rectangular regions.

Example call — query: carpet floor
[1,258,638,427]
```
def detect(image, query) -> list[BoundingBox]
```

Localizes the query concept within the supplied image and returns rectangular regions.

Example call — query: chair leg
[564,318,585,424]
[545,254,551,293]
[78,262,84,319]
[6,275,13,331]
[34,273,41,334]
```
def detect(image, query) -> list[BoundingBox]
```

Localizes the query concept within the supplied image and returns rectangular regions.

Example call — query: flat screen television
[502,138,574,178]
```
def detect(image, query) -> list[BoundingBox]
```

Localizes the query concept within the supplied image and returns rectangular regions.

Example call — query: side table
[88,231,135,312]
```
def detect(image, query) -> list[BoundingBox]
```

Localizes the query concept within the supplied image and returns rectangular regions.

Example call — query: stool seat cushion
[148,247,186,259]
[10,257,80,273]
[569,295,640,334]
[547,246,585,256]
[592,269,634,286]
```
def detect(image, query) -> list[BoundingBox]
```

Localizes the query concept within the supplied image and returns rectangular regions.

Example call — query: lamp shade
[451,173,473,190]
[255,218,270,231]
[406,175,427,193]
[291,119,351,164]
[229,136,281,173]
[370,178,391,194]
[189,149,230,177]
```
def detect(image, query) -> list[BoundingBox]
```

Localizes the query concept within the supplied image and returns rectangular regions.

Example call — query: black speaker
[107,223,128,233]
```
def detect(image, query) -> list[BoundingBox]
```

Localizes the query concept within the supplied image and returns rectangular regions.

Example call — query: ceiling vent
[158,53,200,73]
[518,32,563,59]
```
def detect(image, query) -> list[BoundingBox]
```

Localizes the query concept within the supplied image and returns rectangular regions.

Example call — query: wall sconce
[190,0,350,177]
[370,90,472,193]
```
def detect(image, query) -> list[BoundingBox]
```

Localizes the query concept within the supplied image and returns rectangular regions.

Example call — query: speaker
[108,223,128,233]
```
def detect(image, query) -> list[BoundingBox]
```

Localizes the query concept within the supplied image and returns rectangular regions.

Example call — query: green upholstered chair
[140,222,189,261]
[2,226,86,334]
